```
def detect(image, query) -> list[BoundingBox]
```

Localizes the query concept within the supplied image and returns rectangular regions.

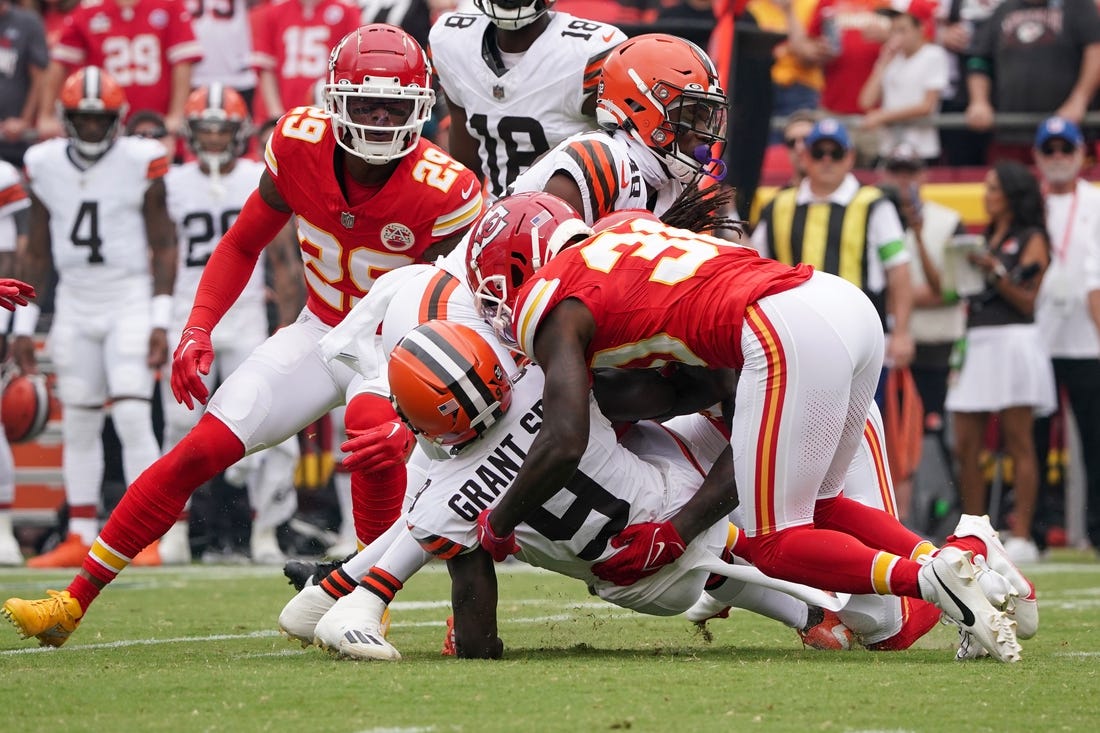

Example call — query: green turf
[1,550,1097,733]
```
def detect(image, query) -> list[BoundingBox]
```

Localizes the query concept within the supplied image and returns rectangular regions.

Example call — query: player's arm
[264,221,306,329]
[165,61,194,136]
[669,444,737,542]
[543,172,586,221]
[447,547,504,659]
[11,191,53,373]
[442,94,483,183]
[143,176,177,370]
[592,366,736,423]
[420,231,467,264]
[484,299,595,539]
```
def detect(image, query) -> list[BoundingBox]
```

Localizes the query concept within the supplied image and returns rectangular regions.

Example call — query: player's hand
[148,328,168,371]
[11,335,38,375]
[171,326,214,409]
[476,509,519,562]
[341,420,415,472]
[0,278,34,311]
[591,521,686,586]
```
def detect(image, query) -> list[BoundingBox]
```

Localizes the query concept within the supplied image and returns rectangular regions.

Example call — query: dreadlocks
[659,183,745,237]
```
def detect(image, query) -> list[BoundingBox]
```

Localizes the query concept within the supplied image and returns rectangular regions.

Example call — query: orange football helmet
[183,84,252,169]
[388,320,513,450]
[324,24,435,164]
[596,34,727,182]
[58,66,128,159]
[466,192,591,346]
[1,373,53,443]
[473,0,555,29]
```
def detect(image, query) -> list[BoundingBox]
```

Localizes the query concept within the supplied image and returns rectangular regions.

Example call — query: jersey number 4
[71,201,104,264]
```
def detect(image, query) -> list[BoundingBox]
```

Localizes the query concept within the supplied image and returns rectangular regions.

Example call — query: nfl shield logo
[341,211,355,229]
[492,85,505,100]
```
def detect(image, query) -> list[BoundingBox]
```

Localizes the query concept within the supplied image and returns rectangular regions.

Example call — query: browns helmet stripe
[83,66,101,105]
[208,82,224,113]
[399,326,498,426]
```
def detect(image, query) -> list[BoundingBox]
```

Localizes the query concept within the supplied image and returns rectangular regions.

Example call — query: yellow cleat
[2,590,84,647]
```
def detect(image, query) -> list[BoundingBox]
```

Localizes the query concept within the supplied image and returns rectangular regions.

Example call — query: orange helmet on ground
[58,66,128,159]
[323,24,435,164]
[596,34,727,182]
[388,320,512,451]
[183,83,252,168]
[465,192,591,346]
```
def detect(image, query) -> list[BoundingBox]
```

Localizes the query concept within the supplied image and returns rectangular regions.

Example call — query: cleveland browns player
[2,25,482,648]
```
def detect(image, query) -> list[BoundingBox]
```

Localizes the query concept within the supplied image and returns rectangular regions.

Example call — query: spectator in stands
[1032,117,1100,556]
[250,0,360,117]
[753,118,915,377]
[36,0,203,153]
[781,109,821,189]
[125,109,174,158]
[754,0,825,125]
[934,0,1000,167]
[965,0,1100,160]
[946,159,1054,564]
[30,0,80,49]
[0,0,48,167]
[187,0,257,111]
[802,0,892,164]
[858,0,949,165]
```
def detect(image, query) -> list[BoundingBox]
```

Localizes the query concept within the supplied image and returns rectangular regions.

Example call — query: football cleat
[2,589,84,647]
[283,554,352,592]
[314,588,400,661]
[797,607,853,651]
[918,546,1021,663]
[441,614,456,656]
[26,533,91,568]
[278,585,336,647]
[947,514,1038,639]
[955,628,991,661]
[158,521,192,566]
[0,530,23,566]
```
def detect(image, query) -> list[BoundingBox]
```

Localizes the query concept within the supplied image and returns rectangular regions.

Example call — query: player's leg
[0,424,21,565]
[27,315,106,566]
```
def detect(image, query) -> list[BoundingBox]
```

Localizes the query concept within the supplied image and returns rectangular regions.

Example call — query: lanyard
[1052,189,1079,263]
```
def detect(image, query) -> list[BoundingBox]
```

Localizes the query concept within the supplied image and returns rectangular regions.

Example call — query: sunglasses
[133,128,168,139]
[810,146,846,161]
[784,136,805,149]
[1040,140,1076,156]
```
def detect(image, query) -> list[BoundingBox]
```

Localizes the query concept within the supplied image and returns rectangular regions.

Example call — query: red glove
[591,521,686,586]
[476,509,519,562]
[341,420,415,472]
[0,278,34,311]
[171,326,215,409]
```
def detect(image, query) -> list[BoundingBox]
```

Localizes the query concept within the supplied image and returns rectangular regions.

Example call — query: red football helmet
[466,192,591,345]
[388,320,513,450]
[596,34,727,182]
[183,84,252,169]
[58,66,128,160]
[1,373,53,443]
[324,24,435,164]
[473,0,555,29]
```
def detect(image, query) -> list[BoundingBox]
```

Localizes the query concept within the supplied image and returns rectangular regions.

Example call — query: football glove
[476,509,519,562]
[0,278,34,311]
[591,521,686,586]
[171,326,215,409]
[341,420,415,472]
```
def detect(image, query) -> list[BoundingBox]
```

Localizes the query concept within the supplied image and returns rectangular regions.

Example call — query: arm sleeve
[186,188,292,332]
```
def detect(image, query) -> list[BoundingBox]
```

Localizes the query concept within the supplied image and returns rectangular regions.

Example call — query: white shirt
[904,199,966,344]
[751,174,910,295]
[1039,178,1100,358]
[879,43,949,159]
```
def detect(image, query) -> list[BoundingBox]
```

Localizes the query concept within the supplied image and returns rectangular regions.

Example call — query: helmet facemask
[61,108,123,161]
[324,77,434,165]
[474,0,553,30]
[187,118,247,171]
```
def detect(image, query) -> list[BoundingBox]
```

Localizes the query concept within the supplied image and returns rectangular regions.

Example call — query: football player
[2,25,482,648]
[468,207,1030,663]
[0,160,33,565]
[13,67,175,569]
[157,84,303,565]
[508,33,728,224]
[429,0,626,200]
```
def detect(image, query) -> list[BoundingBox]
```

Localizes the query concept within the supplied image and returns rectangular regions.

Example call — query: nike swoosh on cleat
[933,565,976,627]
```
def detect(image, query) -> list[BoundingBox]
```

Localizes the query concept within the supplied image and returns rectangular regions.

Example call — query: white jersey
[186,0,257,90]
[0,160,28,254]
[405,366,726,584]
[509,128,684,225]
[429,11,625,200]
[24,136,168,291]
[165,159,268,325]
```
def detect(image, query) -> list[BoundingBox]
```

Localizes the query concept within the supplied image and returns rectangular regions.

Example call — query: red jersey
[512,219,813,370]
[808,0,889,114]
[52,0,203,117]
[250,0,360,110]
[264,106,483,326]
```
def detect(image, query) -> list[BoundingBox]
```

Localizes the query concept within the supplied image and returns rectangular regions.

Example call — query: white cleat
[950,514,1039,639]
[279,585,336,647]
[158,521,192,565]
[250,526,285,566]
[0,531,23,566]
[918,546,1021,663]
[314,588,400,661]
[955,628,991,661]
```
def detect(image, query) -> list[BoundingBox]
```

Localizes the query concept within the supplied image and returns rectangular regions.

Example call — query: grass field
[1,550,1098,733]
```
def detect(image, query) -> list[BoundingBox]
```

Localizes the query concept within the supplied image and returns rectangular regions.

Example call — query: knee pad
[110,398,155,445]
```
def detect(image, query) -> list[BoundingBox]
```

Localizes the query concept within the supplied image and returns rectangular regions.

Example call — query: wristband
[11,301,39,336]
[151,294,174,331]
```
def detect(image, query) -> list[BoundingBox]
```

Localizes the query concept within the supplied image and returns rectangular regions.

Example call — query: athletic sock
[319,567,358,600]
[360,566,403,605]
